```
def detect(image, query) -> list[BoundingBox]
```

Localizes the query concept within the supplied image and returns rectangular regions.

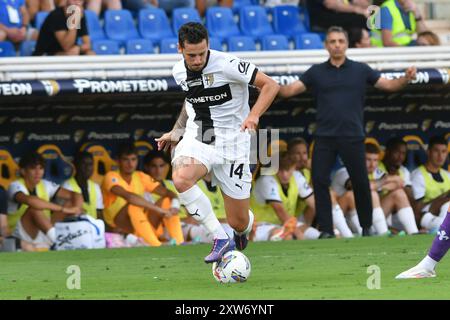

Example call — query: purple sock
[428,212,450,262]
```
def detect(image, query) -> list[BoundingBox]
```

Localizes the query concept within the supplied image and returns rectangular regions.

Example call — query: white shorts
[172,136,252,199]
[254,223,279,242]
[13,219,52,249]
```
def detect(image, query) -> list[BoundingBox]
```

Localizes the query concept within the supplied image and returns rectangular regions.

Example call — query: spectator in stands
[279,26,417,238]
[331,142,390,235]
[158,0,195,16]
[196,0,233,17]
[411,136,450,232]
[0,0,30,45]
[33,0,95,55]
[102,142,176,246]
[142,150,184,245]
[250,151,321,240]
[121,0,154,14]
[0,186,8,245]
[26,0,55,23]
[7,152,83,251]
[305,0,369,33]
[62,151,104,220]
[348,27,372,48]
[379,137,419,234]
[86,0,121,17]
[371,0,427,47]
[417,30,440,46]
[264,0,299,7]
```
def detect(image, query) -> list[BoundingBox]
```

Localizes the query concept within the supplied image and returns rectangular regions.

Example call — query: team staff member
[279,26,417,237]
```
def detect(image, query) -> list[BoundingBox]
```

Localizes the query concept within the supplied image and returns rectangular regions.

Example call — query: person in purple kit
[396,210,450,278]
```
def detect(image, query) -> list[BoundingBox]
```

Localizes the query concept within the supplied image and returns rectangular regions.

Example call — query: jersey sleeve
[364,63,381,86]
[255,176,282,203]
[223,56,258,85]
[172,60,186,86]
[103,172,122,193]
[331,168,350,197]
[299,66,314,89]
[43,180,61,199]
[402,167,412,187]
[293,171,313,199]
[411,169,426,201]
[61,180,73,192]
[94,183,104,210]
[8,181,27,203]
[141,172,160,194]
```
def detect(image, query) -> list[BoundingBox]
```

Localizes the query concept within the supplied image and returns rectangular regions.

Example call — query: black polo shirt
[300,58,381,137]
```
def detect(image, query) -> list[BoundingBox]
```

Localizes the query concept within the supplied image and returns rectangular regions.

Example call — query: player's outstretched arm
[156,102,187,151]
[278,80,307,99]
[241,71,279,131]
[374,66,417,92]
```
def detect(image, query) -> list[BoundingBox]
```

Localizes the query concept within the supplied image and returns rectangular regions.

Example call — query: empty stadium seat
[160,37,178,54]
[0,148,19,190]
[239,6,274,39]
[172,8,202,35]
[272,6,307,39]
[295,33,324,50]
[20,40,36,56]
[209,37,223,51]
[104,10,140,45]
[80,143,118,185]
[138,8,174,45]
[261,34,289,51]
[206,7,241,41]
[126,39,154,54]
[0,41,16,57]
[35,11,49,29]
[232,0,254,14]
[135,140,154,171]
[403,135,428,172]
[92,40,120,55]
[37,145,74,185]
[227,36,256,52]
[85,9,106,41]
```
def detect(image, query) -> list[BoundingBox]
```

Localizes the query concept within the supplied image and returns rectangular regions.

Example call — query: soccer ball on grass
[212,250,251,283]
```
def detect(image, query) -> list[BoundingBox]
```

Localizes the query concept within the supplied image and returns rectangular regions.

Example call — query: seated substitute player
[156,22,280,263]
[331,143,389,236]
[142,150,184,245]
[62,151,104,220]
[7,152,83,251]
[378,137,419,234]
[251,151,321,241]
[102,143,176,247]
[411,136,450,233]
[287,137,354,238]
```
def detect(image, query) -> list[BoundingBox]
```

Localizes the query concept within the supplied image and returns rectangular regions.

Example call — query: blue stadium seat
[104,10,140,45]
[239,5,274,39]
[85,9,106,41]
[35,11,49,29]
[209,37,223,51]
[206,7,240,41]
[160,37,178,54]
[227,36,256,52]
[295,33,324,50]
[20,40,36,56]
[272,6,307,39]
[92,40,120,55]
[126,39,154,54]
[172,8,202,35]
[138,8,174,45]
[232,0,255,14]
[261,34,289,51]
[37,145,74,185]
[0,41,15,57]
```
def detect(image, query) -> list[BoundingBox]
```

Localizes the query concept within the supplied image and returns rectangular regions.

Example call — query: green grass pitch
[0,234,449,300]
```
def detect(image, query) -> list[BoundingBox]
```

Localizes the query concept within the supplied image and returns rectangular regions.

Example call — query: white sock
[418,255,438,271]
[348,209,362,235]
[303,227,321,240]
[333,205,353,238]
[46,227,56,243]
[235,210,254,236]
[396,207,419,234]
[178,185,228,240]
[421,212,444,231]
[372,207,388,235]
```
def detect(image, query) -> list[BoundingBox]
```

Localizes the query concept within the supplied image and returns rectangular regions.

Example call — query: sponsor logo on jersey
[238,61,251,75]
[186,84,232,107]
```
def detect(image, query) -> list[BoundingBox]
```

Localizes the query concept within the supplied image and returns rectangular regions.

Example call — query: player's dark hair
[19,151,45,169]
[74,151,93,167]
[348,28,364,48]
[365,143,380,154]
[278,151,297,171]
[326,26,349,43]
[428,135,447,150]
[385,137,407,152]
[178,22,209,48]
[143,149,170,165]
[117,142,138,158]
[287,137,308,153]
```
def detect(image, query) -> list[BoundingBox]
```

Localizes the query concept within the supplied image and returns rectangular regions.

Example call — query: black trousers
[311,136,373,235]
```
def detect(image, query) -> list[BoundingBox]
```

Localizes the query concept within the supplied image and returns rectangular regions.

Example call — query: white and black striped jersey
[172,49,258,147]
